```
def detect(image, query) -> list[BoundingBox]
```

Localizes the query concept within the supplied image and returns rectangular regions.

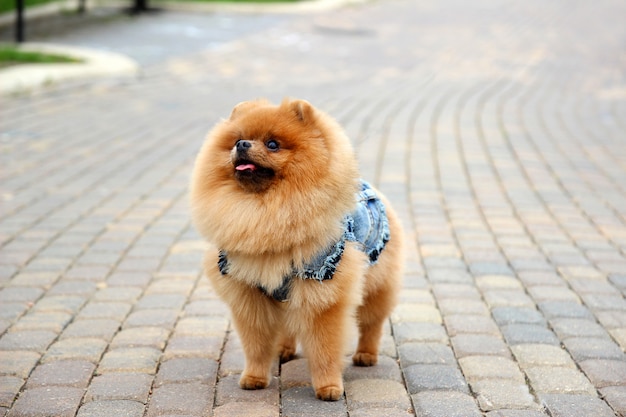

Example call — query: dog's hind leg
[352,283,396,366]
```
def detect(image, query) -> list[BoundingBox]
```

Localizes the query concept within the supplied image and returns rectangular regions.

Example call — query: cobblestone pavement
[2,0,626,416]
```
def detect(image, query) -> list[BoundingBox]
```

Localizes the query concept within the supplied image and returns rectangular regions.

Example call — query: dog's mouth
[235,160,258,172]
[233,159,276,191]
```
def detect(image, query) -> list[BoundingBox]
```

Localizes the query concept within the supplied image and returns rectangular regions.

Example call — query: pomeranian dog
[190,98,403,401]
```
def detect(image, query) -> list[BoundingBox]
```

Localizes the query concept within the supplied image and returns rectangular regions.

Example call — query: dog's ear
[285,99,315,122]
[229,100,266,120]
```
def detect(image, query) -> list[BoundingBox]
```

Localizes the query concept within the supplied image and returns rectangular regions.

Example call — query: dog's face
[220,99,327,194]
[229,132,284,193]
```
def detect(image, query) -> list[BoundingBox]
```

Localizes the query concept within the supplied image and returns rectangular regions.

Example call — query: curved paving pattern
[1,0,625,416]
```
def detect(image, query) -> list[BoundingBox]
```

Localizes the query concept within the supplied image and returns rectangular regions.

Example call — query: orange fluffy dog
[190,98,403,401]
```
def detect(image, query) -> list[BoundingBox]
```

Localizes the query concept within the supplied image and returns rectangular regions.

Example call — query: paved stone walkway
[2,0,626,416]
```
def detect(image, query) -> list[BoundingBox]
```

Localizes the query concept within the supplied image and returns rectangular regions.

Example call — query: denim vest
[218,180,390,302]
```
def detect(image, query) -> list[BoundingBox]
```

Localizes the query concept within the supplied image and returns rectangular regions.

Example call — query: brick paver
[1,0,626,415]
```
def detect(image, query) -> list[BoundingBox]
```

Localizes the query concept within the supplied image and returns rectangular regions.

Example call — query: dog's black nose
[236,140,251,152]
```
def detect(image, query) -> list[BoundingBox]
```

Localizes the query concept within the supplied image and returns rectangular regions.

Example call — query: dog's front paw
[315,385,344,401]
[239,374,269,390]
[352,352,378,366]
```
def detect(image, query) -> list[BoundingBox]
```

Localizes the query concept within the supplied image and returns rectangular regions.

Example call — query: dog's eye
[266,140,280,151]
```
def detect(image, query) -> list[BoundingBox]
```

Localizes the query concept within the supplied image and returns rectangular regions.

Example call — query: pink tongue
[236,164,256,171]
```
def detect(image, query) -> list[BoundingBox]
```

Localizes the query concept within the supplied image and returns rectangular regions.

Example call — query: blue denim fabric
[296,180,390,281]
[218,180,390,302]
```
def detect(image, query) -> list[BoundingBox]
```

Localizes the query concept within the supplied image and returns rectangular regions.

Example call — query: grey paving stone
[84,373,153,403]
[398,288,435,304]
[600,386,626,417]
[579,359,626,388]
[517,271,566,287]
[611,328,626,349]
[97,347,161,374]
[42,338,108,363]
[146,382,213,417]
[444,314,500,336]
[0,287,44,303]
[0,351,40,378]
[61,319,121,341]
[32,295,87,314]
[76,400,145,417]
[537,301,594,320]
[470,379,538,410]
[492,307,547,326]
[475,275,523,290]
[173,316,229,337]
[107,272,152,287]
[48,281,98,296]
[64,265,110,281]
[393,303,441,323]
[609,274,626,291]
[458,356,524,382]
[438,299,490,316]
[526,367,596,394]
[596,310,626,329]
[483,289,535,308]
[134,294,187,310]
[110,327,170,350]
[162,335,223,360]
[540,393,617,417]
[501,324,560,345]
[451,334,511,358]
[550,318,609,339]
[0,303,28,321]
[0,376,23,407]
[345,379,411,409]
[404,364,468,394]
[124,309,179,330]
[392,322,448,344]
[398,343,456,367]
[144,278,195,296]
[0,330,57,352]
[11,312,73,333]
[155,357,218,386]
[183,299,228,316]
[349,407,415,417]
[431,283,481,300]
[568,277,618,294]
[469,263,514,276]
[510,259,553,271]
[218,336,245,377]
[485,410,548,417]
[7,386,84,417]
[26,360,95,388]
[427,269,473,284]
[511,344,575,368]
[412,391,481,417]
[562,337,625,361]
[581,293,626,311]
[213,401,279,417]
[92,287,143,303]
[77,301,133,321]
[527,285,580,302]
[423,256,466,269]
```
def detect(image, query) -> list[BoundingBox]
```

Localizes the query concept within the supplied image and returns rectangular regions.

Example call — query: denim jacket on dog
[218,180,390,302]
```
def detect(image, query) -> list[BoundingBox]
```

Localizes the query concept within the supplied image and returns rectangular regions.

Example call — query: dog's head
[223,98,326,193]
